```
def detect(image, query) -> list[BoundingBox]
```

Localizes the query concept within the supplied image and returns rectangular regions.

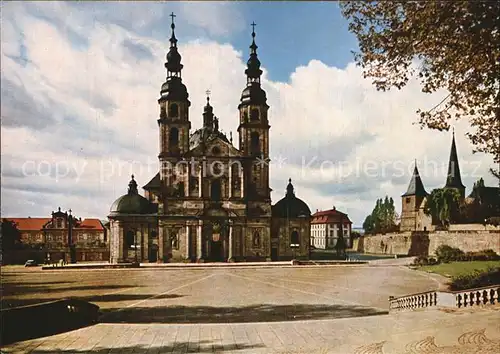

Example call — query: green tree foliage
[1,219,22,250]
[341,1,500,178]
[363,196,398,233]
[424,188,462,226]
[463,177,500,222]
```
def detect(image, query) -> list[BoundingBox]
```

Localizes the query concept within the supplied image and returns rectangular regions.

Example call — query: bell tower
[158,12,191,160]
[238,22,270,200]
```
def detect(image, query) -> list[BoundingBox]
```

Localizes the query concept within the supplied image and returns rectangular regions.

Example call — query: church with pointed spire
[400,131,468,232]
[108,15,311,263]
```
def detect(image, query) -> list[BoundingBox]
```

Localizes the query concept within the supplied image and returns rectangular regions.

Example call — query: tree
[1,219,22,250]
[424,188,462,226]
[363,196,398,233]
[341,1,500,178]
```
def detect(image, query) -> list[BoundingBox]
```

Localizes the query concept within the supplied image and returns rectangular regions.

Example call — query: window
[212,146,221,155]
[243,111,248,122]
[56,218,62,228]
[169,128,179,148]
[211,179,222,201]
[250,132,260,155]
[126,230,135,249]
[151,231,158,239]
[252,231,261,247]
[250,108,259,121]
[406,197,411,204]
[290,230,300,247]
[169,103,179,118]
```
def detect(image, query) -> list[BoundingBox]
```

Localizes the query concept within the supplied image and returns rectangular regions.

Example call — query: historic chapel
[108,16,312,263]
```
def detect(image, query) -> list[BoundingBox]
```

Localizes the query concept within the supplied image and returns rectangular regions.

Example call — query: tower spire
[245,21,263,85]
[402,161,428,197]
[164,12,183,78]
[445,130,465,196]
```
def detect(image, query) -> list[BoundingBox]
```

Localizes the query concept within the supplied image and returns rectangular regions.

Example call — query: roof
[76,219,104,231]
[445,132,465,190]
[143,172,160,190]
[402,164,428,197]
[272,179,311,218]
[311,208,352,224]
[3,217,104,231]
[5,218,50,231]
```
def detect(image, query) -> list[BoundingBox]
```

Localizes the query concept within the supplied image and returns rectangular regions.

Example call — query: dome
[239,82,268,107]
[272,179,311,218]
[159,77,189,102]
[109,176,154,216]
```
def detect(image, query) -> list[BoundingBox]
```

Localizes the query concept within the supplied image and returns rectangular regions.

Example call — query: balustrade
[390,285,499,313]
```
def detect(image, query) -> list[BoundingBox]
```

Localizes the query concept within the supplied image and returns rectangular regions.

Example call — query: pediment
[188,136,242,157]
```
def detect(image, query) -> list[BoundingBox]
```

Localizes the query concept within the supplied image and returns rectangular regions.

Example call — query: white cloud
[179,2,244,37]
[1,4,496,225]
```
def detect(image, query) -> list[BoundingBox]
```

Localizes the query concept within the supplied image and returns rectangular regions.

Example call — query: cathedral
[108,16,311,263]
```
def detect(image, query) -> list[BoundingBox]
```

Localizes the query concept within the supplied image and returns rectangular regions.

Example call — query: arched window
[169,103,179,118]
[250,108,259,121]
[290,230,300,247]
[252,231,261,247]
[126,230,135,249]
[150,231,157,239]
[211,179,222,201]
[243,111,248,122]
[250,132,260,155]
[169,127,179,149]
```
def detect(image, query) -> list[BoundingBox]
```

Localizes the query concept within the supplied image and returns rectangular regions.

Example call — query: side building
[3,208,107,264]
[311,207,352,249]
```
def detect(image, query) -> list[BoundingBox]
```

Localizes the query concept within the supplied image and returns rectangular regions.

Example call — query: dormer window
[250,108,259,121]
[169,103,179,118]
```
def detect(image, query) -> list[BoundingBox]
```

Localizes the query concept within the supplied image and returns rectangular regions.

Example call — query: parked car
[24,260,38,267]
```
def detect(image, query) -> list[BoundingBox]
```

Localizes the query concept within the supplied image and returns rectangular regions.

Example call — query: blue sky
[1,1,496,226]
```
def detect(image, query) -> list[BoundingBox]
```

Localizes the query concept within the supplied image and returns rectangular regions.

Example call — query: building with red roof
[2,207,108,264]
[311,207,352,249]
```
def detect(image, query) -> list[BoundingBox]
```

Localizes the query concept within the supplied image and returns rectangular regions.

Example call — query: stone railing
[389,285,500,313]
[455,285,500,308]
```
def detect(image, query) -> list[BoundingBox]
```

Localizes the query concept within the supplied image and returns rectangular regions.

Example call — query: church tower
[400,161,430,231]
[158,13,191,198]
[238,23,270,200]
[444,130,466,199]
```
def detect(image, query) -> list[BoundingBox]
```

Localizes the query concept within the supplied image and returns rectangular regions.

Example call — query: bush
[450,267,500,291]
[412,256,438,266]
[460,249,499,261]
[435,245,465,263]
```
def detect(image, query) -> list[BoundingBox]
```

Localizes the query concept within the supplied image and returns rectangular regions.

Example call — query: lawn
[420,260,500,278]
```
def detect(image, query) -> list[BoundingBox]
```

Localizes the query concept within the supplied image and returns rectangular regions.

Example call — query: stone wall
[360,225,500,256]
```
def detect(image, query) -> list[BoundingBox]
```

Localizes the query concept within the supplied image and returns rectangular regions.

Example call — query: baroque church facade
[108,17,311,263]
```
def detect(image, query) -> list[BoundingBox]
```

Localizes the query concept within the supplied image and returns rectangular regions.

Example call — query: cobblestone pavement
[3,265,498,353]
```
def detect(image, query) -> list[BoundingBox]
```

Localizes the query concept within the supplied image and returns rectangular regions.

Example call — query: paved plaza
[2,264,499,353]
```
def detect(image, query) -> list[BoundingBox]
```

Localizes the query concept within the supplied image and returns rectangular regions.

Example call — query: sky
[1,1,497,226]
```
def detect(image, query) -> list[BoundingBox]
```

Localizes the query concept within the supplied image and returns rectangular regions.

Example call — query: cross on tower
[206,89,211,101]
[170,12,176,24]
[251,21,256,32]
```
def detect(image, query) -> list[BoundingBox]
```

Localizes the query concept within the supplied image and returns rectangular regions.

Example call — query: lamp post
[134,229,138,265]
[68,209,76,264]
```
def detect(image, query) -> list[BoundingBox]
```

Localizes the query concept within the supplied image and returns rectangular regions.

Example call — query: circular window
[212,146,221,155]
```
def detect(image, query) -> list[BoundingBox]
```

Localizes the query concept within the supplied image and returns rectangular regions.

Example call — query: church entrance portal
[204,220,228,262]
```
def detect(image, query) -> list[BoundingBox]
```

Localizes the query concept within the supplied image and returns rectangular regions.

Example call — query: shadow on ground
[4,341,267,353]
[1,293,183,309]
[102,303,388,324]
